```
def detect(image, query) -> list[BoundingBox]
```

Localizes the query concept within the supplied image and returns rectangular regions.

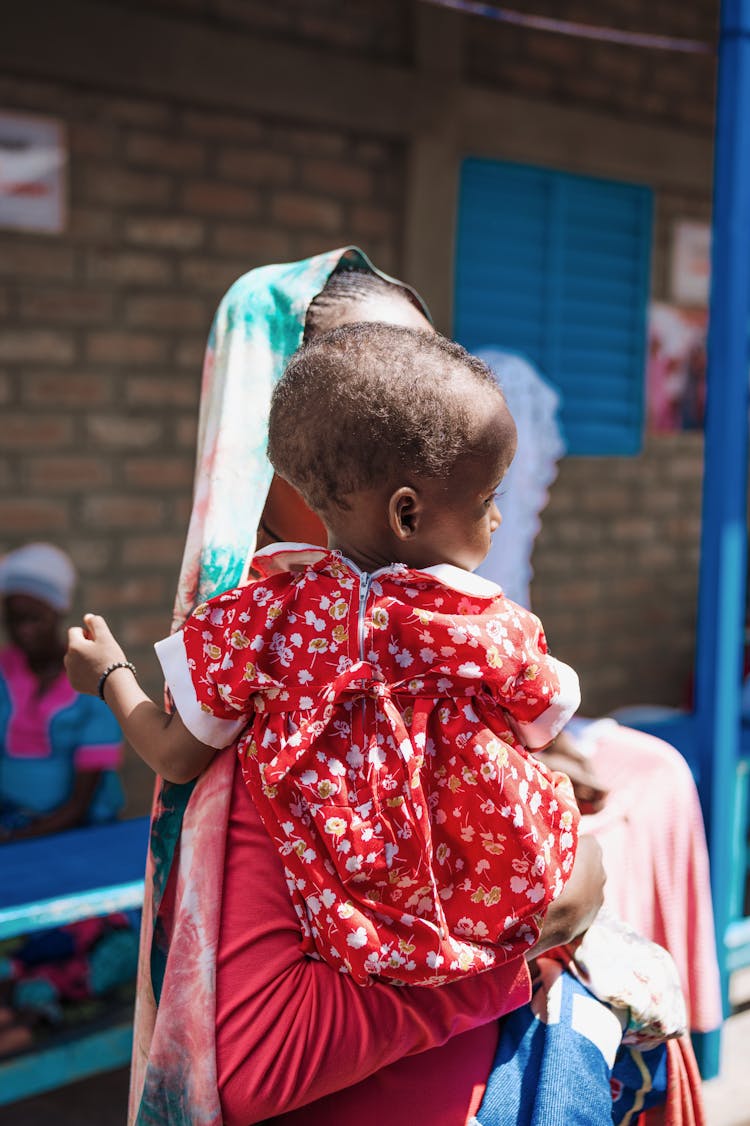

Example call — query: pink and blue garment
[0,645,123,827]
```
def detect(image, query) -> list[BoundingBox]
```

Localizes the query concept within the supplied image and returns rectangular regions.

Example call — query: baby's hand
[65,613,128,697]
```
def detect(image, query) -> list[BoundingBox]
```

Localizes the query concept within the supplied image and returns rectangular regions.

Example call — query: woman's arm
[65,614,215,783]
[530,835,606,956]
[1,770,101,842]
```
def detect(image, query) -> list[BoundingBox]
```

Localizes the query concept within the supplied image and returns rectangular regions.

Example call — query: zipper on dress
[357,572,372,738]
[358,572,372,664]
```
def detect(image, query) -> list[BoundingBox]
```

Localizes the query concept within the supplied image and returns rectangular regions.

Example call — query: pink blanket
[581,720,722,1033]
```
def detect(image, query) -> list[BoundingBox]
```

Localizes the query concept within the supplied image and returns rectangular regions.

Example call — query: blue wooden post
[693,0,750,1077]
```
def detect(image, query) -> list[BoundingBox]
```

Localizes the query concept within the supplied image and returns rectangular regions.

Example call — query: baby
[67,323,584,986]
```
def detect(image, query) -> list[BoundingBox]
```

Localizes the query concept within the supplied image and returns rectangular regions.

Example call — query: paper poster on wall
[646,303,708,433]
[0,111,67,233]
[670,220,711,307]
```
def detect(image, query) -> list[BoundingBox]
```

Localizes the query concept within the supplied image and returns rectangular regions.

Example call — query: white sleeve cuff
[155,630,247,750]
[514,658,581,749]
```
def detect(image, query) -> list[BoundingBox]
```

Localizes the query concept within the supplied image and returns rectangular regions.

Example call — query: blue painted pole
[694,0,750,1074]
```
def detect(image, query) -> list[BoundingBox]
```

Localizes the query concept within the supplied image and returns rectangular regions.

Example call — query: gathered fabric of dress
[156,546,580,986]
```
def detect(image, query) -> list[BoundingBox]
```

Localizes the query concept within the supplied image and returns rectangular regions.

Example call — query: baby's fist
[65,613,127,696]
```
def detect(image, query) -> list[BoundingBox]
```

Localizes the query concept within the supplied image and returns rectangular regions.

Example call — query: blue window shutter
[454,158,653,455]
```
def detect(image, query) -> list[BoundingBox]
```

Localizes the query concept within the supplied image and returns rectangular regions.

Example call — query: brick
[181,108,264,143]
[23,372,112,407]
[123,533,187,567]
[67,207,116,243]
[120,611,173,647]
[528,31,585,68]
[351,140,393,166]
[85,249,174,286]
[125,375,199,409]
[18,289,114,324]
[181,181,260,217]
[123,215,205,250]
[179,257,250,294]
[86,332,169,365]
[271,192,343,231]
[0,372,13,404]
[217,148,293,186]
[211,224,292,260]
[87,415,164,449]
[123,456,193,488]
[302,158,373,199]
[4,414,73,448]
[27,456,112,490]
[125,131,205,173]
[269,124,345,157]
[350,204,395,240]
[292,233,339,261]
[174,337,207,369]
[82,494,166,528]
[67,539,113,574]
[0,498,68,532]
[0,240,76,280]
[124,294,208,329]
[175,415,198,449]
[68,121,115,158]
[0,457,16,490]
[590,44,645,85]
[107,97,173,129]
[88,575,167,608]
[84,165,173,208]
[0,76,70,114]
[0,330,76,364]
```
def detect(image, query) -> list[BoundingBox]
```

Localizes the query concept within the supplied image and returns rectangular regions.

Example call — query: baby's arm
[492,600,580,751]
[66,613,215,784]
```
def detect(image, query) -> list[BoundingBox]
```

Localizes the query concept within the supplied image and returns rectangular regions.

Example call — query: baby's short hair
[268,322,507,513]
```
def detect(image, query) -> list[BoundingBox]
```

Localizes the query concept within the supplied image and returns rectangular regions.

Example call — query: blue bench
[0,816,150,1105]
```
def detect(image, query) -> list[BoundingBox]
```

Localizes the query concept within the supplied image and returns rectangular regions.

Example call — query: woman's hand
[65,613,128,696]
[536,729,608,814]
[530,835,606,957]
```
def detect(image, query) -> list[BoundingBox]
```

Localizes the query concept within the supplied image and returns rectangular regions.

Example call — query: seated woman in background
[0,542,137,1056]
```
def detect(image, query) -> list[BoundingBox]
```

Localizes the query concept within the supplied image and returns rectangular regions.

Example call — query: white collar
[251,543,503,598]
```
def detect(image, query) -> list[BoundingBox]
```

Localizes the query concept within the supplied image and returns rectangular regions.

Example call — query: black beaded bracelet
[98,660,137,701]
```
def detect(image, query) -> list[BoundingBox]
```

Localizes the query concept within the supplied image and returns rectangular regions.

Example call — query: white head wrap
[475,350,565,610]
[0,542,76,613]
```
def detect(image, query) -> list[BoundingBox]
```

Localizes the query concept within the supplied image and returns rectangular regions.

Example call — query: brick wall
[1,1,718,808]
[532,434,704,716]
[465,0,718,132]
[113,0,412,61]
[0,71,404,811]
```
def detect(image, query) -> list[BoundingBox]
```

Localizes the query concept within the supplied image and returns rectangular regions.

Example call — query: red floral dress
[156,544,581,986]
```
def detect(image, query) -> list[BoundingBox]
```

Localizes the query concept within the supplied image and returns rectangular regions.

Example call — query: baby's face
[406,392,517,573]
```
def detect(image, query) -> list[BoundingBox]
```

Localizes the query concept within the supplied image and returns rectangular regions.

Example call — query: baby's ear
[388,486,421,540]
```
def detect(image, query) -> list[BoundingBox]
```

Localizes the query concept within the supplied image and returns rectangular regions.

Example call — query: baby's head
[268,323,516,572]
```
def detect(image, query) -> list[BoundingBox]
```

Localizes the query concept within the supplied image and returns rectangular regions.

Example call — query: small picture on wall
[670,220,711,307]
[646,303,708,433]
[0,110,67,233]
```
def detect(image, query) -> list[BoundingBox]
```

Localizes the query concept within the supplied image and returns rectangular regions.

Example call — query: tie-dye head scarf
[130,249,429,1126]
[172,246,429,630]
